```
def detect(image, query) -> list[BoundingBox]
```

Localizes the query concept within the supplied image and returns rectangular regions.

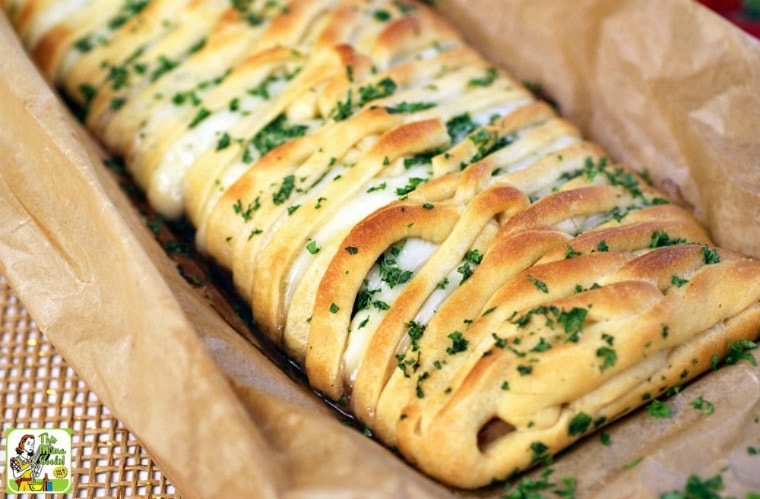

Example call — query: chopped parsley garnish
[724,339,758,366]
[415,371,429,398]
[650,230,688,248]
[531,337,551,353]
[406,321,426,351]
[501,468,575,499]
[446,331,468,355]
[600,432,611,446]
[216,132,231,150]
[596,346,617,372]
[373,9,392,21]
[329,303,340,314]
[306,240,320,254]
[660,474,725,499]
[468,67,498,87]
[377,251,413,288]
[646,399,671,418]
[188,107,211,128]
[79,83,97,104]
[517,365,533,376]
[272,175,296,205]
[332,90,353,121]
[373,300,390,311]
[358,77,397,106]
[445,113,479,144]
[568,412,592,436]
[150,55,179,82]
[511,306,588,342]
[464,249,484,264]
[188,37,207,54]
[565,245,582,259]
[386,101,436,114]
[671,275,689,287]
[529,441,549,464]
[110,97,126,110]
[690,396,715,415]
[457,262,474,283]
[558,307,588,341]
[492,333,507,348]
[701,245,721,265]
[527,275,549,293]
[251,114,309,156]
[108,0,150,31]
[403,153,434,169]
[395,177,426,197]
[367,182,387,193]
[232,198,259,222]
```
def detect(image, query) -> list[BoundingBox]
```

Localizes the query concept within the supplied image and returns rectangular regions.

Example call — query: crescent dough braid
[8,0,760,491]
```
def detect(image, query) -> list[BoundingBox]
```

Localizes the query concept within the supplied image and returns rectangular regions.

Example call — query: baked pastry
[6,0,759,489]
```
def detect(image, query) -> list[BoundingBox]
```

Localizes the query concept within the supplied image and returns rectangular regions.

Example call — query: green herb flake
[596,346,617,372]
[329,303,340,314]
[670,275,689,287]
[446,331,468,355]
[252,114,309,156]
[623,456,643,470]
[517,364,533,376]
[529,441,549,464]
[216,132,231,150]
[690,396,715,415]
[646,399,671,418]
[724,339,758,366]
[188,107,211,128]
[600,431,611,446]
[500,468,575,499]
[110,97,126,110]
[445,113,479,144]
[386,101,436,114]
[272,175,296,205]
[359,77,397,106]
[568,412,592,436]
[150,55,179,82]
[650,230,688,248]
[565,245,581,259]
[373,9,392,21]
[306,240,320,254]
[701,245,721,265]
[660,474,725,499]
[527,275,549,293]
[468,67,498,87]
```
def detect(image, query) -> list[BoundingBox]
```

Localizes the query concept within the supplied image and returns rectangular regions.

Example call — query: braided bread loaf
[7,0,759,488]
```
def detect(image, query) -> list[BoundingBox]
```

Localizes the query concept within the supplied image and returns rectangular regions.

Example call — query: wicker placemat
[0,274,179,498]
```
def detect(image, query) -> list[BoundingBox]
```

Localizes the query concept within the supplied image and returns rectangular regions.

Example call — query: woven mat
[0,274,178,498]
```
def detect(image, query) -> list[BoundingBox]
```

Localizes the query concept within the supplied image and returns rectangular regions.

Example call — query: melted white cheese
[342,238,440,389]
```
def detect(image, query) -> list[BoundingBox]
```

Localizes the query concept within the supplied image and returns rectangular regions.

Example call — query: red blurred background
[698,0,760,37]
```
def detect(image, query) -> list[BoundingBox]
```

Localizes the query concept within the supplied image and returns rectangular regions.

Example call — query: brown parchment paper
[0,1,758,497]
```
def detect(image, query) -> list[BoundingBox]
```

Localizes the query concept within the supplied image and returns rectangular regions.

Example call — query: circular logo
[53,465,68,479]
